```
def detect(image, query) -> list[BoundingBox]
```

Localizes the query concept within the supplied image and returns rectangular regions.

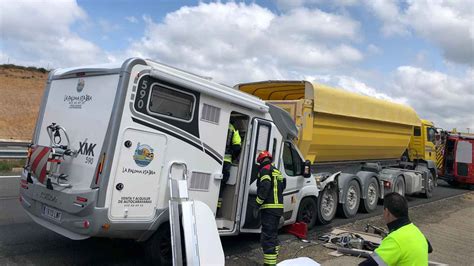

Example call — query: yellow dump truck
[236,80,436,224]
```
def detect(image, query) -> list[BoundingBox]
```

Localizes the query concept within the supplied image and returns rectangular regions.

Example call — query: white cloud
[364,0,409,36]
[275,0,321,11]
[276,0,357,10]
[127,2,362,84]
[125,16,138,23]
[364,0,474,66]
[393,66,474,130]
[0,0,106,67]
[272,8,360,40]
[405,0,474,66]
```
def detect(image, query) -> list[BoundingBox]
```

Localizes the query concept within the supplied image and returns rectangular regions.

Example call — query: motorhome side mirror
[302,160,311,178]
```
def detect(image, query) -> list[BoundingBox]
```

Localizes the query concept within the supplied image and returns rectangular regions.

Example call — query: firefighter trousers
[261,210,281,266]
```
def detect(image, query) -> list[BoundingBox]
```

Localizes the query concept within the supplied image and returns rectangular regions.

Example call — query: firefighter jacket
[256,162,286,216]
[370,217,428,266]
[224,123,241,163]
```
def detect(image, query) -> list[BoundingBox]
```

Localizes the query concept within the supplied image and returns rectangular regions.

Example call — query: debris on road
[364,223,388,237]
[318,227,382,258]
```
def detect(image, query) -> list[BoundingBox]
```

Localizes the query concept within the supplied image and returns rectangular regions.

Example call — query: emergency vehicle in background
[438,131,474,188]
[20,58,436,264]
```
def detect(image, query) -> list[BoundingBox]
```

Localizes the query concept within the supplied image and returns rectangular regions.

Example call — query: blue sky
[1,0,473,130]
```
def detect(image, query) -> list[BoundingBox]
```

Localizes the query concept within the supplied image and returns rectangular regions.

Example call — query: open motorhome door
[239,118,279,233]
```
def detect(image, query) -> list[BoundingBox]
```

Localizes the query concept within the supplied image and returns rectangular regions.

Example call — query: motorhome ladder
[168,162,200,266]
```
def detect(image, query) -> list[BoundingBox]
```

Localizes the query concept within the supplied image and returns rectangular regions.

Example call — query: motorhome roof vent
[189,172,211,191]
[201,103,221,124]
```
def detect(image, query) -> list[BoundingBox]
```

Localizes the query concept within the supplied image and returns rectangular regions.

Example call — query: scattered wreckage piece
[319,227,383,257]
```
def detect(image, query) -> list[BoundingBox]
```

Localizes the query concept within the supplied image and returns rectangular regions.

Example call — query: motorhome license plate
[41,205,62,221]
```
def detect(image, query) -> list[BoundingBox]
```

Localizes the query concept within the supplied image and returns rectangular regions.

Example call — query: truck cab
[408,119,438,163]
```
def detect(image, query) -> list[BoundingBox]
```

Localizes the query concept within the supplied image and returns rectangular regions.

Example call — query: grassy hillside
[0,65,48,140]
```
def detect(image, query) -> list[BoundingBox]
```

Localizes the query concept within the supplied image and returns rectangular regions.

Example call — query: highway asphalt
[0,179,470,265]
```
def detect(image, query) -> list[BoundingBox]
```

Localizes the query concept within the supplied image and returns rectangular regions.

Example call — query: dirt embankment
[0,66,48,140]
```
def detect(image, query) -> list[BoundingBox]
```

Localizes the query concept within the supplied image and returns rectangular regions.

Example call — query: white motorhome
[20,58,319,264]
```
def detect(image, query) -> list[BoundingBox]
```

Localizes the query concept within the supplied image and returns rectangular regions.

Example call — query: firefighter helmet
[257,150,272,164]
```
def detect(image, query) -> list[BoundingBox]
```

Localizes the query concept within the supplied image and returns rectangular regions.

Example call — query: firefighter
[217,121,242,212]
[255,150,285,266]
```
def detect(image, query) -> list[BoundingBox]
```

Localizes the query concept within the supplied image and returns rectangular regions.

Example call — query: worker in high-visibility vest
[255,150,285,266]
[359,192,432,266]
[217,121,241,213]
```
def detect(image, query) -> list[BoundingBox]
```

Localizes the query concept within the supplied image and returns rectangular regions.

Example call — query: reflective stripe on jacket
[256,163,285,216]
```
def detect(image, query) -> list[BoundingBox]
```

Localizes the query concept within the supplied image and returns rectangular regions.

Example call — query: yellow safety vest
[224,124,241,163]
[372,223,428,266]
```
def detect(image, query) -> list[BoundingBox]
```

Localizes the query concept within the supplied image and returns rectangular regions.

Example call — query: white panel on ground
[193,200,225,265]
[278,257,320,266]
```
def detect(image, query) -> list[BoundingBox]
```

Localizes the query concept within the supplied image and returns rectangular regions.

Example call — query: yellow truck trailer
[236,80,437,224]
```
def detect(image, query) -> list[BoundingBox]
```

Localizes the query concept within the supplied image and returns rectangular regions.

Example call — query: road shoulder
[226,192,474,265]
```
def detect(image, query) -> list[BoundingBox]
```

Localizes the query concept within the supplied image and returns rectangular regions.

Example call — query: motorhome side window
[283,142,303,176]
[256,124,270,154]
[148,84,194,121]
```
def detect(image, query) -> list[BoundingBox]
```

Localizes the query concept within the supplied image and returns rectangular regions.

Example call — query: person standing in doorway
[217,120,242,213]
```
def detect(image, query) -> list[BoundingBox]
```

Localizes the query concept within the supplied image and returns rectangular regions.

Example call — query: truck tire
[339,180,360,218]
[147,224,173,266]
[360,177,379,213]
[424,172,434,198]
[394,176,405,196]
[316,185,337,225]
[297,197,317,229]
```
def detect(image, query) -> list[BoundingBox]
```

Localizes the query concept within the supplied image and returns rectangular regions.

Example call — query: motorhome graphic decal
[79,140,97,165]
[76,78,85,92]
[63,78,92,109]
[64,94,92,109]
[117,196,152,206]
[79,141,96,156]
[133,143,154,167]
[122,167,156,175]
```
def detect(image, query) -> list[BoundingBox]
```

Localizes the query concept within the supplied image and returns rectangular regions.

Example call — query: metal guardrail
[0,140,31,147]
[0,139,30,159]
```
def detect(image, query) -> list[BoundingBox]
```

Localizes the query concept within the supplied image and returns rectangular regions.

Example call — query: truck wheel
[360,177,379,213]
[339,180,360,218]
[147,224,173,266]
[297,197,317,229]
[316,185,337,225]
[394,176,405,196]
[424,172,434,198]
